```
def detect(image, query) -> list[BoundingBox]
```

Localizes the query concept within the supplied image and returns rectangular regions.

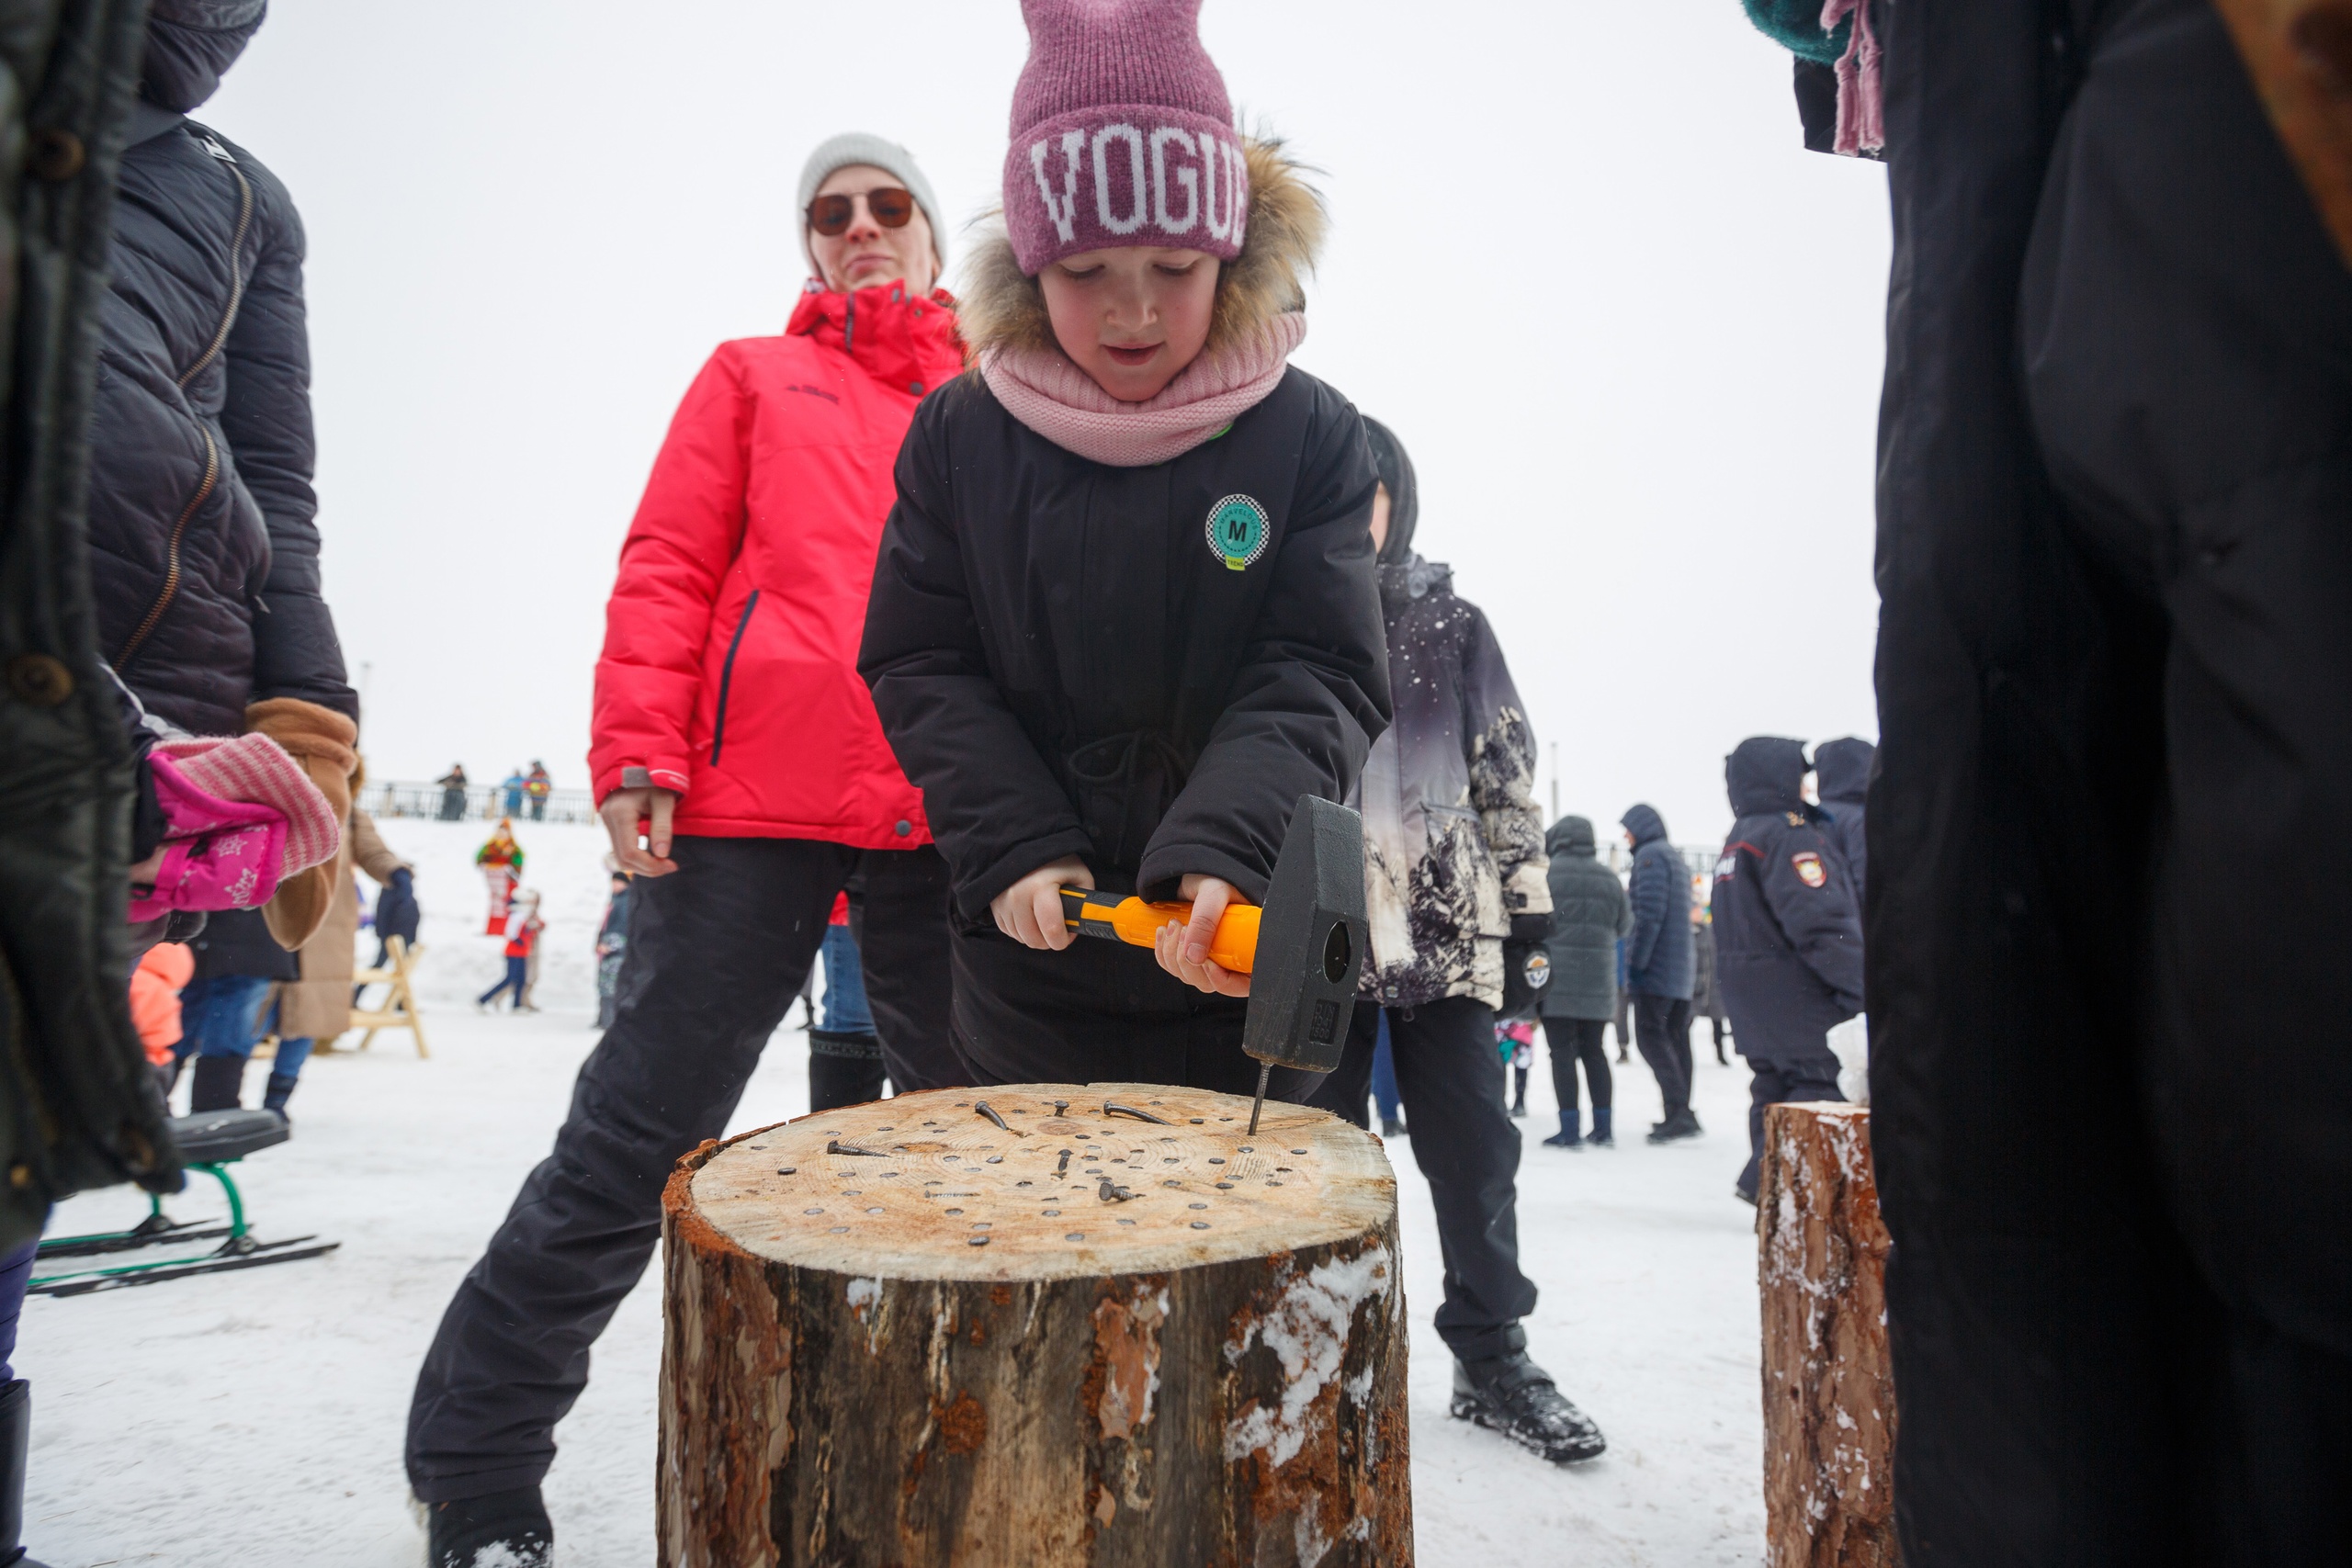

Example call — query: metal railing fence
[362,780,600,827]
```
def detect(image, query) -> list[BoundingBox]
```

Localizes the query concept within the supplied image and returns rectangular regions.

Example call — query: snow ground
[28,818,1767,1566]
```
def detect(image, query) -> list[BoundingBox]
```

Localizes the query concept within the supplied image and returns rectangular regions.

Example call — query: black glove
[1498,911,1555,1021]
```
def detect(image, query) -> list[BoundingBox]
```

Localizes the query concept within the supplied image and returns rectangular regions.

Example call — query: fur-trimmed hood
[956,136,1326,366]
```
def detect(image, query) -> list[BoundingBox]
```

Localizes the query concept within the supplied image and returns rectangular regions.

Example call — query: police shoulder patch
[1205,494,1271,571]
[1792,852,1827,888]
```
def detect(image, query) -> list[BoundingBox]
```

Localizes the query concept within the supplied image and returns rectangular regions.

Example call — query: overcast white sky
[197,0,1888,849]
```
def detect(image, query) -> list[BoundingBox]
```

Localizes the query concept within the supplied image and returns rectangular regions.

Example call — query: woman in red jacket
[407,133,963,1563]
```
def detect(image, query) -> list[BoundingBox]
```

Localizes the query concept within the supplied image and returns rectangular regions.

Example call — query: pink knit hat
[1001,0,1250,276]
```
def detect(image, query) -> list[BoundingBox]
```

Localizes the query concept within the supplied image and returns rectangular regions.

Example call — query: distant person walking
[593,873,631,1031]
[474,820,523,935]
[476,888,543,1014]
[1622,804,1697,1142]
[1812,735,1871,902]
[436,764,469,822]
[1692,897,1728,1065]
[1712,738,1861,1203]
[523,761,552,822]
[1538,815,1632,1148]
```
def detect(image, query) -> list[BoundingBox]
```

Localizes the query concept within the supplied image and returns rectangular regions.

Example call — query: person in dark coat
[1690,902,1728,1065]
[1295,419,1602,1466]
[1711,738,1861,1203]
[175,908,299,1112]
[1620,804,1697,1141]
[1811,735,1871,900]
[1538,815,1631,1148]
[88,0,356,740]
[435,765,468,822]
[859,13,1390,1098]
[1746,0,2352,1554]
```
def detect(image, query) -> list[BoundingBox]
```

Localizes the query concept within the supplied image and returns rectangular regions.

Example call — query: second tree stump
[659,1082,1410,1567]
[1758,1100,1900,1568]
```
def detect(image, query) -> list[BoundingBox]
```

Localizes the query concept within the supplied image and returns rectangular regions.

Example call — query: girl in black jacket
[860,4,1388,1091]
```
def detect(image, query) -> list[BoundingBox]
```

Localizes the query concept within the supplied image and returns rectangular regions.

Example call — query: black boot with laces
[1449,1351,1607,1464]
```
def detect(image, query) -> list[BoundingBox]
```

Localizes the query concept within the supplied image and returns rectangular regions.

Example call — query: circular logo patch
[1205,494,1271,572]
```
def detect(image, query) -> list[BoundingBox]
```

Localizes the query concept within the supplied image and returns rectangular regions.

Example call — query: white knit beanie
[797,131,947,283]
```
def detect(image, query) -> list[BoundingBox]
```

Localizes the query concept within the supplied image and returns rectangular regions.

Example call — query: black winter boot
[0,1378,51,1568]
[263,1073,300,1118]
[424,1486,551,1568]
[187,1055,245,1113]
[1449,1352,1607,1464]
[808,1031,887,1112]
[1645,1108,1702,1145]
[1587,1107,1614,1147]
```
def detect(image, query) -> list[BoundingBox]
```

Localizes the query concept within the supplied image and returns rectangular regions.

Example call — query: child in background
[860,0,1389,1090]
[594,871,631,1030]
[1498,1018,1538,1119]
[130,942,195,1094]
[478,888,543,1013]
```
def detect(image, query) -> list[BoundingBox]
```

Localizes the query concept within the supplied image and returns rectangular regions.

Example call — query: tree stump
[1758,1101,1900,1568]
[659,1081,1411,1568]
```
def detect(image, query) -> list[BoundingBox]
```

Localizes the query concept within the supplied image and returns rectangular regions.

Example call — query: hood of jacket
[1727,736,1811,818]
[1814,735,1874,804]
[956,135,1326,367]
[1547,814,1597,858]
[1622,803,1668,848]
[786,279,963,402]
[140,0,265,112]
[1364,414,1419,565]
[1375,553,1450,616]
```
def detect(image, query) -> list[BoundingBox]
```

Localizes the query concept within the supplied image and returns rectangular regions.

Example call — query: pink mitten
[126,734,341,924]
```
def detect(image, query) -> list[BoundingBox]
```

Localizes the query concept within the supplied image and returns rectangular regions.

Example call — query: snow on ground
[28,818,1767,1566]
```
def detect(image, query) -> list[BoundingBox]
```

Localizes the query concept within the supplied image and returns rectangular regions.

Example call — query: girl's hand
[1155,874,1250,997]
[992,857,1093,951]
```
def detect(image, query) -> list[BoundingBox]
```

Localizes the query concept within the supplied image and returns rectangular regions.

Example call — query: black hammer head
[1241,795,1368,1075]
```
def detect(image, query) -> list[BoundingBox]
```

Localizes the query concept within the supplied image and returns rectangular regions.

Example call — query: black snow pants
[1874,0,2352,1559]
[1308,996,1537,1362]
[405,836,956,1501]
[1631,993,1692,1121]
[1736,1055,1840,1202]
[1540,1015,1611,1114]
[946,920,1319,1100]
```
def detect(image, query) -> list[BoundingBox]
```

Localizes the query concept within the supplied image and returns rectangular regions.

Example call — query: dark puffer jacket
[1622,803,1693,998]
[1709,737,1861,1065]
[88,1,356,738]
[861,366,1389,919]
[1812,735,1873,897]
[1542,815,1632,1021]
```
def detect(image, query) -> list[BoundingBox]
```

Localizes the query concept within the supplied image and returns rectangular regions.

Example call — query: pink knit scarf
[979,313,1306,468]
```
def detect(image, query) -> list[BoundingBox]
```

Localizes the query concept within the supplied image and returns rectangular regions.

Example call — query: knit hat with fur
[1002,0,1250,275]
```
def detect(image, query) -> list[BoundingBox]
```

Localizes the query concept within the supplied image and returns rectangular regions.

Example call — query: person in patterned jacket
[1306,417,1600,1466]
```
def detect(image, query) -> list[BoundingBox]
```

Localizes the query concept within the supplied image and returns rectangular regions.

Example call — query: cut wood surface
[1758,1101,1899,1568]
[660,1082,1410,1568]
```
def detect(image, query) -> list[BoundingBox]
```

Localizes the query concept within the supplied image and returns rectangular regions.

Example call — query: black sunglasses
[807,186,917,235]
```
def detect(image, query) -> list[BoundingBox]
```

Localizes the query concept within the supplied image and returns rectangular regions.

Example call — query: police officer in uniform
[1711,737,1863,1203]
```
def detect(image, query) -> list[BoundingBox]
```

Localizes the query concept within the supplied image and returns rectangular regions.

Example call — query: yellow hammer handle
[1059,890,1261,975]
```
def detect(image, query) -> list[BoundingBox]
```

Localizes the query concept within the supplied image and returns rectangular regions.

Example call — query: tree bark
[1758,1100,1899,1568]
[659,1081,1411,1568]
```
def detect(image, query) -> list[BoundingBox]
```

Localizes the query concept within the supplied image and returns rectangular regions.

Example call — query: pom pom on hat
[1001,0,1250,275]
